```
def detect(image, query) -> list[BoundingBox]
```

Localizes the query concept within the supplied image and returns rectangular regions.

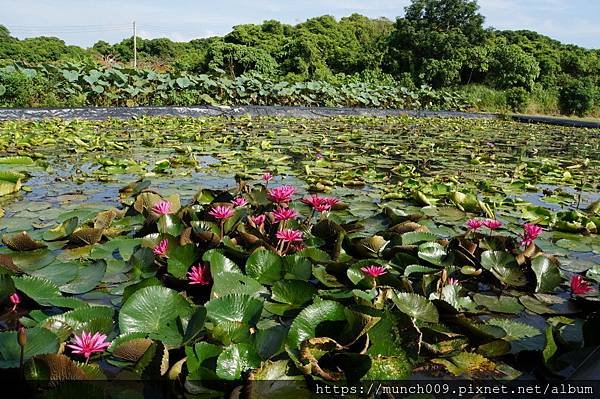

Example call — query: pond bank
[1,105,598,128]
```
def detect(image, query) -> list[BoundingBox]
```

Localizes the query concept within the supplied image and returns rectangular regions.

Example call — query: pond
[0,115,598,394]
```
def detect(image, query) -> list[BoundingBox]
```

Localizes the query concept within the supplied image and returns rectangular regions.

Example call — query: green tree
[384,0,486,87]
[404,0,485,41]
[487,44,540,90]
[204,41,278,77]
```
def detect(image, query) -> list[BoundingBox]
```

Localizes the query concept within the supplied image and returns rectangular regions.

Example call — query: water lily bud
[17,326,27,347]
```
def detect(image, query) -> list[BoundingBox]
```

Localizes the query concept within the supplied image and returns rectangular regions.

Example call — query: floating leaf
[287,300,347,349]
[392,292,439,323]
[473,294,524,314]
[531,256,562,293]
[205,294,263,325]
[216,342,261,380]
[246,249,283,285]
[486,318,544,353]
[0,327,59,368]
[2,231,47,251]
[119,286,194,346]
[271,280,316,306]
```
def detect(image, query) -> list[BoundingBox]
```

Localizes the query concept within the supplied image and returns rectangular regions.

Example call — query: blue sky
[1,0,599,48]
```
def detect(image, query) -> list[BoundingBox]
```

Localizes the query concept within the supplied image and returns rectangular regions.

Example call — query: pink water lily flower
[268,185,296,204]
[570,275,592,295]
[361,265,388,278]
[466,219,484,230]
[301,195,339,212]
[208,205,235,220]
[152,200,173,215]
[273,207,298,223]
[521,223,543,247]
[483,219,503,230]
[231,197,248,207]
[276,229,303,243]
[322,196,340,207]
[67,331,111,362]
[9,293,20,311]
[153,239,168,257]
[301,195,327,210]
[291,243,306,252]
[447,278,460,286]
[262,172,274,183]
[188,264,212,285]
[248,214,266,227]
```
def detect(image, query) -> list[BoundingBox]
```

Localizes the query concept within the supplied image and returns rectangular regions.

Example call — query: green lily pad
[531,256,562,293]
[486,318,544,353]
[246,249,283,285]
[392,291,439,323]
[216,342,261,380]
[0,327,59,368]
[205,293,263,325]
[119,286,194,346]
[287,300,347,349]
[473,294,524,314]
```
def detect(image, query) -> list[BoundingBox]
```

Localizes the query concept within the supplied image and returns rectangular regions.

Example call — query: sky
[1,0,599,49]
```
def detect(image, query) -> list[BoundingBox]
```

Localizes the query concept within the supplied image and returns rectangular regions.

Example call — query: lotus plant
[361,265,388,278]
[9,292,20,312]
[188,264,211,286]
[248,214,266,229]
[273,207,298,224]
[361,265,387,288]
[262,172,273,186]
[301,195,340,222]
[231,197,248,207]
[152,200,173,216]
[483,219,503,230]
[447,278,460,286]
[466,219,484,231]
[209,205,235,239]
[67,331,111,364]
[276,228,303,255]
[267,185,296,204]
[521,223,543,247]
[153,239,168,257]
[570,275,592,295]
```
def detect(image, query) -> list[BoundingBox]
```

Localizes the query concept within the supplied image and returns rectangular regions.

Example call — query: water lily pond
[0,115,598,394]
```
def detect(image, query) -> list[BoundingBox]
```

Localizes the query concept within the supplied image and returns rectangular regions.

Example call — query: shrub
[0,70,32,107]
[559,79,596,116]
[488,44,540,90]
[505,87,529,113]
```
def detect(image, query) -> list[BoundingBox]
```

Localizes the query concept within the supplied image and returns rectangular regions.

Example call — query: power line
[10,29,131,34]
[6,23,131,29]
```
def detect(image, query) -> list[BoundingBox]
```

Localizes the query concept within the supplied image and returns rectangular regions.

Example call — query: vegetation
[1,0,599,115]
[0,115,598,393]
[0,63,469,109]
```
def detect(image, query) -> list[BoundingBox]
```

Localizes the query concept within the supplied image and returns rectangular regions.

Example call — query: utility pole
[133,20,137,69]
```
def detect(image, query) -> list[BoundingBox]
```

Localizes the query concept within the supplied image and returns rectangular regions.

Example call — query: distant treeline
[1,0,598,115]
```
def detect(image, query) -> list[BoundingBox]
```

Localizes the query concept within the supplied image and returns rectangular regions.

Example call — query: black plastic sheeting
[511,114,600,129]
[0,105,497,120]
[0,105,598,128]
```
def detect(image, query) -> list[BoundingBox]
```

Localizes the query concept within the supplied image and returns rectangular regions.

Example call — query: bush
[488,44,540,90]
[505,87,529,113]
[0,70,32,107]
[559,79,596,116]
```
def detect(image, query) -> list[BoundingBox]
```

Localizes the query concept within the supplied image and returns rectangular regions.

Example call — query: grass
[461,84,600,121]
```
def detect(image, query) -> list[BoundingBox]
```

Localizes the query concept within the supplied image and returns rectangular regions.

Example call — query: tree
[488,44,540,90]
[404,0,485,42]
[204,42,278,77]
